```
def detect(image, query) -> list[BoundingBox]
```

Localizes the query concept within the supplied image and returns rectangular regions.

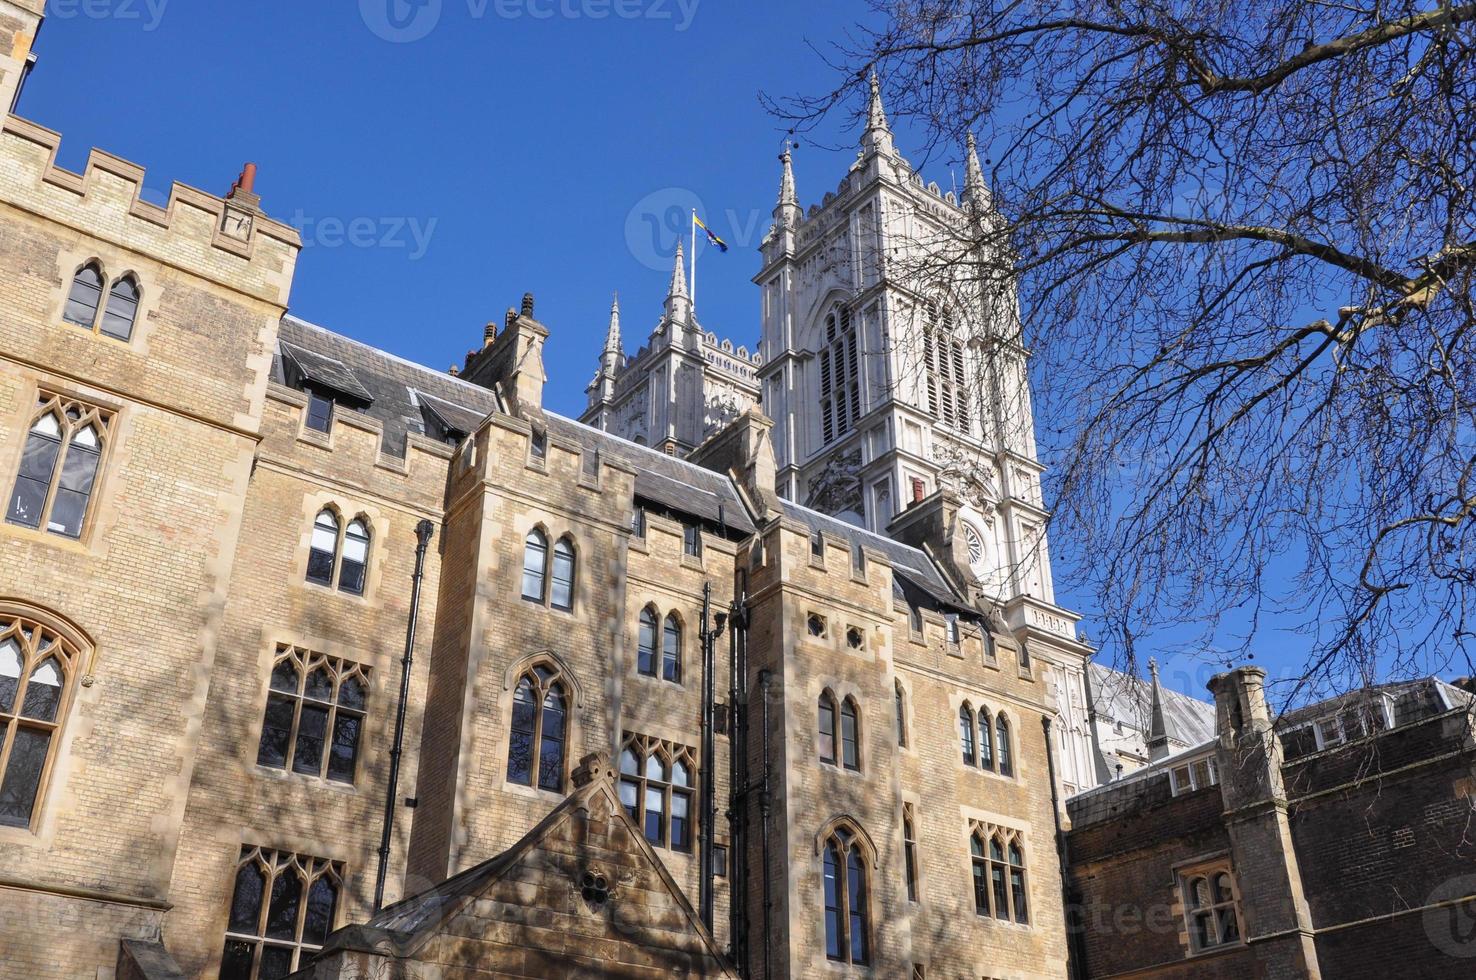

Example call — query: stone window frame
[815,815,878,967]
[6,392,114,542]
[502,656,576,795]
[618,732,697,853]
[894,678,909,749]
[957,699,1016,780]
[219,845,343,979]
[967,820,1031,926]
[818,303,862,447]
[304,505,373,597]
[254,645,370,786]
[921,296,969,431]
[902,802,920,903]
[1176,858,1244,955]
[61,259,142,343]
[520,525,578,614]
[0,603,90,836]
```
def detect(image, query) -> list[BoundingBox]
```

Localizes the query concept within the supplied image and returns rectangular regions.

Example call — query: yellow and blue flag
[694,214,729,253]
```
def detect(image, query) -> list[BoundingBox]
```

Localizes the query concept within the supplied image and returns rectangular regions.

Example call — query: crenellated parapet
[0,116,301,307]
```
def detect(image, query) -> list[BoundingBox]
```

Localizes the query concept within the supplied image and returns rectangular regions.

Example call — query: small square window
[810,529,824,559]
[714,843,729,877]
[945,614,960,646]
[807,613,827,637]
[846,626,864,650]
[530,429,547,460]
[305,391,334,433]
[683,523,702,557]
[631,507,647,538]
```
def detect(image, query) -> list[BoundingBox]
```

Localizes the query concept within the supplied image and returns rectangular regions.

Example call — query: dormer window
[305,390,334,433]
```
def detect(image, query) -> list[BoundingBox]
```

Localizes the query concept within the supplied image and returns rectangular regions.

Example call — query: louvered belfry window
[819,306,861,445]
[923,300,968,429]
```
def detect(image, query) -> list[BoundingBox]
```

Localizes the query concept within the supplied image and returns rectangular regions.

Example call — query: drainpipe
[726,591,750,974]
[374,518,435,911]
[1043,716,1084,980]
[758,668,775,980]
[699,582,726,930]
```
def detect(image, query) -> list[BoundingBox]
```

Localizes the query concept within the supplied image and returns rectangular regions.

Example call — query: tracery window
[506,662,568,792]
[819,305,861,445]
[822,825,870,965]
[970,824,1029,924]
[1183,867,1242,951]
[6,394,111,539]
[256,648,368,784]
[0,612,80,829]
[618,733,696,852]
[305,509,371,596]
[922,300,967,429]
[219,846,341,980]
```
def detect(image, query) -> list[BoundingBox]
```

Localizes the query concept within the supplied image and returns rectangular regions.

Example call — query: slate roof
[275,315,500,457]
[1275,676,1473,730]
[278,341,376,404]
[1088,662,1218,746]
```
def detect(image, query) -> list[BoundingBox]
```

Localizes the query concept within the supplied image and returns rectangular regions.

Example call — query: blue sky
[16,2,1347,702]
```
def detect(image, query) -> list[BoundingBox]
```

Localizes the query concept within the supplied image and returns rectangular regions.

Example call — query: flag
[694,214,729,253]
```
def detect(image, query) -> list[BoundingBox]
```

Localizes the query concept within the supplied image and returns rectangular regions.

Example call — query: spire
[963,132,990,211]
[1147,658,1171,762]
[603,292,622,355]
[664,242,692,324]
[774,142,801,229]
[861,71,895,157]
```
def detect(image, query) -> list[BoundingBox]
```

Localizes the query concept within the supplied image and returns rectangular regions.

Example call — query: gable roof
[299,754,733,975]
[1088,662,1218,746]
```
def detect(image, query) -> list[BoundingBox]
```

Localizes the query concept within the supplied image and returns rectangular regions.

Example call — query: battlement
[0,115,300,307]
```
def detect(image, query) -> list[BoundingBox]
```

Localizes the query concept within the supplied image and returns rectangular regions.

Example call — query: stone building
[0,10,1086,978]
[1066,669,1476,979]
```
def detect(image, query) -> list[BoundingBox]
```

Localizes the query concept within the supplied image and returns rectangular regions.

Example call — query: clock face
[963,524,985,567]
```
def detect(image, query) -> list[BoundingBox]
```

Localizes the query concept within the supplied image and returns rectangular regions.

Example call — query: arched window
[521,529,548,602]
[970,832,989,915]
[818,306,861,445]
[822,826,870,965]
[818,691,837,764]
[618,734,696,852]
[894,680,907,748]
[62,263,104,329]
[662,613,682,683]
[550,536,575,611]
[220,846,342,978]
[256,647,369,784]
[1008,840,1029,924]
[636,607,659,676]
[0,611,81,829]
[922,300,968,429]
[306,510,340,585]
[101,275,140,341]
[6,395,111,539]
[996,713,1013,777]
[339,520,370,596]
[979,706,995,771]
[970,825,1030,924]
[840,697,860,771]
[1184,870,1241,950]
[989,836,1009,920]
[902,804,919,902]
[506,663,568,793]
[305,509,372,594]
[959,704,976,765]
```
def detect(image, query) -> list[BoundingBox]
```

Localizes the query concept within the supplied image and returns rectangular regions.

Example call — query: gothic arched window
[637,607,659,676]
[305,508,371,595]
[662,613,682,683]
[256,647,369,784]
[922,299,968,430]
[996,713,1014,777]
[818,691,838,764]
[550,536,576,611]
[521,529,548,602]
[822,825,870,965]
[63,262,105,328]
[959,703,976,765]
[101,275,140,341]
[220,846,342,979]
[506,663,568,793]
[978,705,996,771]
[818,306,861,445]
[618,734,696,852]
[0,611,82,830]
[6,395,111,539]
[839,697,861,771]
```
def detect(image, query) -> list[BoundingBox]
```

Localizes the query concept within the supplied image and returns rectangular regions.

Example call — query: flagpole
[690,209,698,314]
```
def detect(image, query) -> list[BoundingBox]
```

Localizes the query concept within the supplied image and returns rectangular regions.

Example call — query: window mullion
[0,716,18,793]
[531,682,545,786]
[840,849,852,963]
[38,431,72,531]
[287,690,305,772]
